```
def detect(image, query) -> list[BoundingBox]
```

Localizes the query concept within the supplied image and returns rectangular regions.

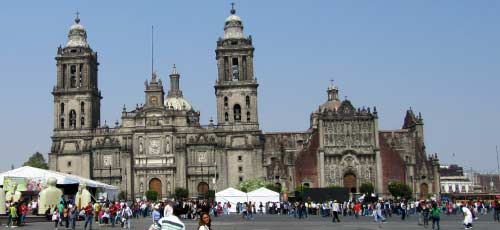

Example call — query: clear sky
[0,0,499,173]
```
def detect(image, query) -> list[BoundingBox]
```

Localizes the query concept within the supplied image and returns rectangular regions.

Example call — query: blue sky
[0,0,499,173]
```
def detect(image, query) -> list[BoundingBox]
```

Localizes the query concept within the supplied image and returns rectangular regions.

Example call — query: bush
[146,190,158,201]
[118,191,126,201]
[174,187,189,199]
[359,183,374,194]
[388,181,412,199]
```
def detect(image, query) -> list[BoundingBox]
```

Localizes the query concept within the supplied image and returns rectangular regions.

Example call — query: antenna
[496,145,499,174]
[151,25,154,76]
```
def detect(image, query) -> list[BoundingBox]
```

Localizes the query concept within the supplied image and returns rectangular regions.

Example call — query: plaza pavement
[10,213,500,230]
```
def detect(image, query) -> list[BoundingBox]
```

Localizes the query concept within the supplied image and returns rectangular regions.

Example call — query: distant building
[440,165,473,193]
[475,174,500,193]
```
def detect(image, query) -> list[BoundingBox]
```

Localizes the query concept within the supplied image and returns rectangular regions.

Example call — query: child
[52,208,60,230]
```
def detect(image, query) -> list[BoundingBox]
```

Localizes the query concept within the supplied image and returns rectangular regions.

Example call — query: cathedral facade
[49,7,440,199]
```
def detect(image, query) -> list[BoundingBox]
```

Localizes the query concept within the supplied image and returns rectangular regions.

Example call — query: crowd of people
[2,196,500,229]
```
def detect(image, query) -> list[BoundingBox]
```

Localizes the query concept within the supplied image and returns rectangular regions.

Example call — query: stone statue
[75,182,92,210]
[5,182,22,203]
[38,177,63,215]
[0,187,5,214]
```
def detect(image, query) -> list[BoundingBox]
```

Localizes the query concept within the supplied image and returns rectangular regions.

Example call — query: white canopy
[0,166,118,197]
[247,187,280,211]
[215,187,247,213]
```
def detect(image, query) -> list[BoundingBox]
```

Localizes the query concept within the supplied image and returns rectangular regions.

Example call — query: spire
[168,64,183,98]
[327,80,339,101]
[230,2,236,14]
[75,11,80,24]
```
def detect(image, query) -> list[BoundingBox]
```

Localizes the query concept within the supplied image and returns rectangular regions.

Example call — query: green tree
[118,191,126,201]
[388,181,412,199]
[359,182,374,194]
[265,183,281,193]
[238,178,268,193]
[22,152,48,169]
[146,190,158,201]
[174,187,189,199]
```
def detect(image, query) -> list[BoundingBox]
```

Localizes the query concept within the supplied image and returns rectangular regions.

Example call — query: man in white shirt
[332,200,340,222]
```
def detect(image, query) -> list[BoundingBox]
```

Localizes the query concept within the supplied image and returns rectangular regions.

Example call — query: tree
[146,190,158,201]
[238,178,268,193]
[265,183,281,193]
[174,187,189,199]
[359,182,374,194]
[118,191,126,201]
[388,181,412,199]
[22,152,48,169]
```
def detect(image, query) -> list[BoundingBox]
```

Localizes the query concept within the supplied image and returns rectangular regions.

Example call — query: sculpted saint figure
[75,182,92,210]
[0,187,5,214]
[5,182,22,203]
[38,177,63,215]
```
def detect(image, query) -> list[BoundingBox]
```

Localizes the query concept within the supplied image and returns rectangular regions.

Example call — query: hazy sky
[0,1,499,173]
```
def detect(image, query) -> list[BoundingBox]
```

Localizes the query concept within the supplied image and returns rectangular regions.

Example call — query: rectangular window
[70,65,77,88]
[67,161,72,167]
[238,155,242,161]
[238,166,243,172]
[239,176,243,182]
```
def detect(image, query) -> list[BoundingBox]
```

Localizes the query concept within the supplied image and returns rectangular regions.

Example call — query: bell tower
[52,14,101,130]
[215,4,258,126]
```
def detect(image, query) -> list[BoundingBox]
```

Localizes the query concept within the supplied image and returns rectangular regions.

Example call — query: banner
[3,176,45,192]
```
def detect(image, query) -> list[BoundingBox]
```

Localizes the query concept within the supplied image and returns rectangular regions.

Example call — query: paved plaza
[10,214,500,230]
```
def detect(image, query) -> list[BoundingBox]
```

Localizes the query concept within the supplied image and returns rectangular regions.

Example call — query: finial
[122,104,126,112]
[230,2,236,14]
[171,64,178,75]
[75,11,80,24]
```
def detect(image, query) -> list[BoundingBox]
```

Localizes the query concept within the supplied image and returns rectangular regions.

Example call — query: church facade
[49,7,440,199]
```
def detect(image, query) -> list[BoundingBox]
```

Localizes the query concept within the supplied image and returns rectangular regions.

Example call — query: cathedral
[49,6,440,199]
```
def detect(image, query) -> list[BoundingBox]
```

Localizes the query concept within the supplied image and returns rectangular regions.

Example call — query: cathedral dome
[225,14,242,23]
[165,97,193,111]
[66,14,89,48]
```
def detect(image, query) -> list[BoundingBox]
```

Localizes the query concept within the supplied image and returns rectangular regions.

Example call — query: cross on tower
[74,11,80,23]
[230,2,236,14]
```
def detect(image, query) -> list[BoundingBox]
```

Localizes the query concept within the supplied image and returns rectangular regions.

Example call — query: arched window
[81,117,85,127]
[80,102,85,114]
[69,110,76,129]
[60,118,65,129]
[245,96,250,108]
[246,111,251,122]
[60,103,65,115]
[224,96,228,108]
[70,65,77,88]
[233,104,241,121]
[224,112,229,122]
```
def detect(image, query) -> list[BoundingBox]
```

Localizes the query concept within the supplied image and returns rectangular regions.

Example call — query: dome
[317,100,342,113]
[165,97,193,111]
[66,15,89,48]
[225,14,242,23]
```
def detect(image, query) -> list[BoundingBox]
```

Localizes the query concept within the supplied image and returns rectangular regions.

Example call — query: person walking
[374,201,386,222]
[68,204,77,230]
[121,203,133,229]
[7,202,17,228]
[430,202,441,230]
[52,208,60,230]
[401,201,407,220]
[462,204,473,229]
[84,202,93,230]
[332,200,340,222]
[422,202,430,228]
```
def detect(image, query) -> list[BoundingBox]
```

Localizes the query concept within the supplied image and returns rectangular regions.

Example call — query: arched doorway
[197,182,209,196]
[149,178,162,200]
[343,173,357,193]
[420,183,429,199]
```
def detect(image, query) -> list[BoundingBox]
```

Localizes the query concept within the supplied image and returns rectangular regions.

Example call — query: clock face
[149,96,158,104]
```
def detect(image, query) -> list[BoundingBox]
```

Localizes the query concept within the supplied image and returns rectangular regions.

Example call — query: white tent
[0,166,118,199]
[247,187,280,212]
[215,187,247,213]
